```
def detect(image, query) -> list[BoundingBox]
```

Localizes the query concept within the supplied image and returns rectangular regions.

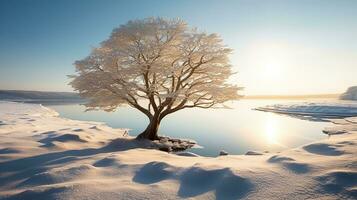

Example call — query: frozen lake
[48,99,331,156]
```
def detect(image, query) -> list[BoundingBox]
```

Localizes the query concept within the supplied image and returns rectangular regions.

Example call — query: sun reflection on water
[263,116,285,147]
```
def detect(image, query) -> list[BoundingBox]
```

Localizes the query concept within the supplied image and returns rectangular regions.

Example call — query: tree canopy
[70,18,241,140]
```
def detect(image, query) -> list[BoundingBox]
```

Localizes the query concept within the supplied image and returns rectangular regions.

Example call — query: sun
[246,41,290,81]
[260,45,288,79]
[261,60,283,79]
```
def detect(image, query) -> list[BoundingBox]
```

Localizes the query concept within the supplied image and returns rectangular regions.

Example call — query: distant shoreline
[0,89,341,103]
[1,89,340,99]
[0,90,87,105]
[244,94,339,100]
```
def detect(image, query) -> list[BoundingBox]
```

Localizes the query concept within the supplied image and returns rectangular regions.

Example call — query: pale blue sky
[0,0,356,95]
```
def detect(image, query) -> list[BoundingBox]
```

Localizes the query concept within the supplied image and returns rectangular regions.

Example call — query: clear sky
[0,0,356,95]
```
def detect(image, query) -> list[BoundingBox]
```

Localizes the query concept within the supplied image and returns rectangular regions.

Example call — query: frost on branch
[70,17,242,140]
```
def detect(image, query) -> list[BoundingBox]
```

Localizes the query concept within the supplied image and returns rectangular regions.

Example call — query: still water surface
[49,100,329,156]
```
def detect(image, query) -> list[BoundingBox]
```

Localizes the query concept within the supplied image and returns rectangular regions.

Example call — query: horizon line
[0,89,341,99]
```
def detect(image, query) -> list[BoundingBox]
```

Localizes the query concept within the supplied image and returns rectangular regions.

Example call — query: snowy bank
[0,102,356,199]
[255,102,357,120]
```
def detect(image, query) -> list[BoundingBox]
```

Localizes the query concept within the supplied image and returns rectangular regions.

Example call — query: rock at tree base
[153,136,197,152]
[245,151,263,155]
[219,150,229,156]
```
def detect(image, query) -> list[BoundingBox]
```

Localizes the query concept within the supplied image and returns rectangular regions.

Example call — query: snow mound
[177,167,254,199]
[93,156,121,167]
[255,102,357,119]
[18,164,96,187]
[245,151,263,156]
[267,155,311,174]
[340,86,357,100]
[133,161,177,184]
[0,148,21,154]
[316,170,357,198]
[2,186,69,200]
[39,134,88,144]
[174,152,200,157]
[133,161,255,199]
[303,143,344,156]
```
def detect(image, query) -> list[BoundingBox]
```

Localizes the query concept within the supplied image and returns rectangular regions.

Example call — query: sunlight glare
[246,41,291,81]
[264,116,281,146]
[259,44,287,79]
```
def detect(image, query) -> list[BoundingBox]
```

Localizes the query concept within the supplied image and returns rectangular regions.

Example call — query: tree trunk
[136,115,161,140]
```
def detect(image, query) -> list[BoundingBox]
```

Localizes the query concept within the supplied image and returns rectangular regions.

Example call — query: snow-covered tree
[70,18,242,140]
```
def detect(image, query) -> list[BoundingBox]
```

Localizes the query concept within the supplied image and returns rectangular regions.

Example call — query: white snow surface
[256,102,357,118]
[0,101,356,200]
